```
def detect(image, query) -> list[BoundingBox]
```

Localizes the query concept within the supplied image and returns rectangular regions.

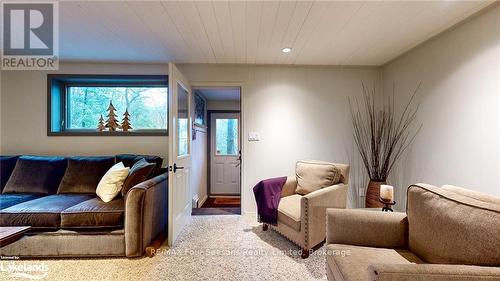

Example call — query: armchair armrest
[326,209,408,248]
[300,183,348,249]
[368,264,500,281]
[303,183,348,208]
[125,173,168,257]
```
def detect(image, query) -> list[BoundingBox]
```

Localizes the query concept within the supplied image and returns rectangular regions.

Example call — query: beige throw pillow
[96,162,129,202]
[295,160,341,195]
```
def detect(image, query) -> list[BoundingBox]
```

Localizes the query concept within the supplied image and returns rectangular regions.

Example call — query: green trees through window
[67,87,168,130]
[216,118,239,155]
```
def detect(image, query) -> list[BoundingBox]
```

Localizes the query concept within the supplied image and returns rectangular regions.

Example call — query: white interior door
[168,63,192,246]
[210,112,241,195]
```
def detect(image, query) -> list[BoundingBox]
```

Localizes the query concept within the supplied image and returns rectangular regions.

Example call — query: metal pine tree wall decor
[105,101,120,131]
[97,114,105,132]
[121,109,132,132]
[349,83,422,207]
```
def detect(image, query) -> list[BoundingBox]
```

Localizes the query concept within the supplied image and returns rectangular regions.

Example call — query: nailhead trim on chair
[270,226,306,249]
[303,198,309,249]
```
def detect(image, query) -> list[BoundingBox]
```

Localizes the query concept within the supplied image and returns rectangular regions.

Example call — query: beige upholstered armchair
[263,160,349,258]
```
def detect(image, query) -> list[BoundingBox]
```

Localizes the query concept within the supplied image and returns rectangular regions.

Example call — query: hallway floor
[192,197,241,216]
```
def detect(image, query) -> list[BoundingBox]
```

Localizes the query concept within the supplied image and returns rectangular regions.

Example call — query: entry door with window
[210,113,241,195]
[168,63,192,246]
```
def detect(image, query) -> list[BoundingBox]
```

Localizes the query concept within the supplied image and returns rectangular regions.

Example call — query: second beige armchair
[263,160,349,258]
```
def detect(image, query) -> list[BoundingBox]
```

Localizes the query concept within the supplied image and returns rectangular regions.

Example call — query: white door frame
[190,83,245,211]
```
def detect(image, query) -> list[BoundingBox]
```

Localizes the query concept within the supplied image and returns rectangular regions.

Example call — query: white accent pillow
[96,162,130,202]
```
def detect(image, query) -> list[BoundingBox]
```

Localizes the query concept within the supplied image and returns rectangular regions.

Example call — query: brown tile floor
[192,197,241,216]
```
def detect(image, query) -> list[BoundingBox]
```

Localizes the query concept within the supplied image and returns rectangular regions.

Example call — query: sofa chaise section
[0,194,44,210]
[0,154,168,258]
[0,194,94,228]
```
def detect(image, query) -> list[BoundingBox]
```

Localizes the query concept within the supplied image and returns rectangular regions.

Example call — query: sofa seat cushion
[2,156,67,195]
[0,156,19,192]
[0,194,94,228]
[278,194,302,231]
[0,194,44,210]
[61,197,124,229]
[326,244,415,281]
[57,156,115,194]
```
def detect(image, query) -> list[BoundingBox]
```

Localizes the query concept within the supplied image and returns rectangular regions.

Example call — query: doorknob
[235,153,241,167]
[173,163,184,173]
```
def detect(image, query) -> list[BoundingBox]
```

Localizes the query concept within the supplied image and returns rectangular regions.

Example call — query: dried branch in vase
[349,82,423,182]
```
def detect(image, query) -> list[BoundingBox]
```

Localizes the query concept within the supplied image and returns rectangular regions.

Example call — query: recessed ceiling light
[281,47,291,53]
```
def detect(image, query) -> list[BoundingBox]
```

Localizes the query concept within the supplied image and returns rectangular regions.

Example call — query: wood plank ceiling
[59,0,494,65]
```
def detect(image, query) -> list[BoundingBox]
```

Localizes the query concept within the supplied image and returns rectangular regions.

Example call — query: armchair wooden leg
[262,223,268,231]
[301,248,310,259]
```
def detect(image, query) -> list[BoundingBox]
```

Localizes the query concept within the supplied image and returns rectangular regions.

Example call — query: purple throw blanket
[253,176,287,225]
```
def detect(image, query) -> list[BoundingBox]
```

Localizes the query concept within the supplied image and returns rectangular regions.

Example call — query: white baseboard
[199,195,208,207]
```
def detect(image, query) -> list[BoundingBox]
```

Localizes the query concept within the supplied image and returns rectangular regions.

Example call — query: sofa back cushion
[115,154,163,177]
[407,184,500,266]
[442,185,500,205]
[2,156,67,194]
[57,156,115,194]
[0,156,19,192]
[295,160,341,195]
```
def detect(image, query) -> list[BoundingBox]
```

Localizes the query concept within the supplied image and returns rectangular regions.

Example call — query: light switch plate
[248,132,260,141]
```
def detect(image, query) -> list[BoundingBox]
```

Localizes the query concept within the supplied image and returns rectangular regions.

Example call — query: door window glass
[177,83,189,156]
[215,119,238,155]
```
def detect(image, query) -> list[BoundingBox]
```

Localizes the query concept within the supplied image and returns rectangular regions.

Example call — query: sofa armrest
[125,173,168,257]
[368,264,500,281]
[303,183,348,208]
[326,209,408,248]
[281,176,297,198]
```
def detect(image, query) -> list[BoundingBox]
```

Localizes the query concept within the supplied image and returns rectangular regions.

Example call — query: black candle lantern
[379,198,396,212]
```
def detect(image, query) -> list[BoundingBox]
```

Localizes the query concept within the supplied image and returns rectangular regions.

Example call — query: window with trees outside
[215,118,239,155]
[48,75,168,136]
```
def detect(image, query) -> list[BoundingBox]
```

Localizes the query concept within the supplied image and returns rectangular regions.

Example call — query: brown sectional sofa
[325,183,500,281]
[0,154,167,258]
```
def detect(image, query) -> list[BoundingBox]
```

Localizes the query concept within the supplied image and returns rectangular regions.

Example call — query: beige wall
[191,128,208,206]
[207,100,240,111]
[178,64,380,213]
[382,5,500,205]
[0,63,168,160]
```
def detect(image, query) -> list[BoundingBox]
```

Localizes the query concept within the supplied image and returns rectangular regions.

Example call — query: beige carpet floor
[1,215,327,281]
